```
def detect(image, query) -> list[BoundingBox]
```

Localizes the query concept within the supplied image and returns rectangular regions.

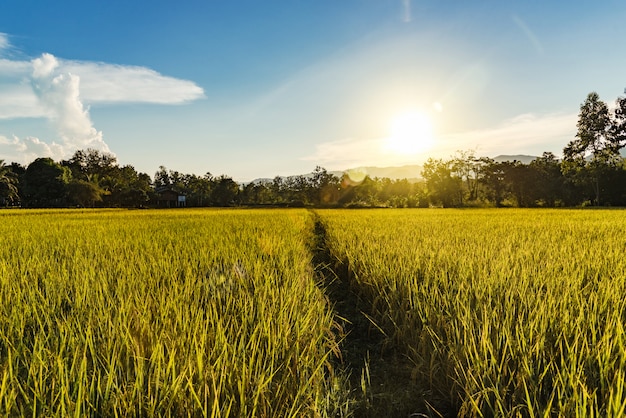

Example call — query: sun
[385,109,434,156]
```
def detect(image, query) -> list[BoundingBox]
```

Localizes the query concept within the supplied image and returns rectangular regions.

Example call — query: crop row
[2,208,625,417]
[0,209,344,417]
[318,209,626,416]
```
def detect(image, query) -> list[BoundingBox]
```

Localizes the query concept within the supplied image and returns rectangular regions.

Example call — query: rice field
[0,209,342,417]
[318,208,626,416]
[1,208,626,416]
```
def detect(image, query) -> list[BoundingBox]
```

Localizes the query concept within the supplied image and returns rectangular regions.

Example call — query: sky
[1,1,625,181]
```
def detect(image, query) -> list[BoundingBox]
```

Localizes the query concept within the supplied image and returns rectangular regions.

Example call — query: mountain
[492,154,538,164]
[249,156,545,184]
[337,164,424,181]
[250,164,424,184]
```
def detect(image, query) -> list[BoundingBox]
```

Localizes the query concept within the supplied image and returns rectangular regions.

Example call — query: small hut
[155,186,186,208]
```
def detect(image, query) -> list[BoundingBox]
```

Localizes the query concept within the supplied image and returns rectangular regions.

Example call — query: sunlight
[384,109,434,156]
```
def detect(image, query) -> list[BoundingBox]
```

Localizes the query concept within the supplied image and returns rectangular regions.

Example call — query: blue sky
[1,1,625,181]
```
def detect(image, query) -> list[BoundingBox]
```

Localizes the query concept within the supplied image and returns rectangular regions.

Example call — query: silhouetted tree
[22,158,71,207]
[212,175,239,206]
[0,160,19,206]
[479,158,510,207]
[529,152,566,206]
[153,166,171,189]
[422,158,462,207]
[67,179,104,207]
[562,92,623,205]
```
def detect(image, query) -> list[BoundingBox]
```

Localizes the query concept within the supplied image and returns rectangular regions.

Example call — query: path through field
[310,210,440,417]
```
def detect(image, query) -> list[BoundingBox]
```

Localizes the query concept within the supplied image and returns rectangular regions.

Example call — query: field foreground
[0,208,625,417]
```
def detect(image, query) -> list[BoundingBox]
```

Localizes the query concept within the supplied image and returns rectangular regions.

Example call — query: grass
[0,208,344,417]
[317,208,626,416]
[2,208,626,416]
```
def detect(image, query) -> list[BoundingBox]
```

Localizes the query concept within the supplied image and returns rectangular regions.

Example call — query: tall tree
[0,160,19,206]
[451,150,482,202]
[479,158,510,207]
[530,152,566,206]
[610,95,626,150]
[211,175,240,206]
[422,158,462,207]
[562,92,622,205]
[153,166,171,189]
[22,158,71,208]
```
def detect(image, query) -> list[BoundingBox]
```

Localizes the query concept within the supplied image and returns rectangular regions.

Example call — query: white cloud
[0,54,206,119]
[304,112,577,169]
[303,137,387,169]
[0,134,65,164]
[62,61,205,104]
[31,53,108,153]
[0,50,205,164]
[438,112,576,157]
[0,33,9,52]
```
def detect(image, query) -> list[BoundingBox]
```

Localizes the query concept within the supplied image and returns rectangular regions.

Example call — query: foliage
[422,158,462,207]
[562,92,626,205]
[21,157,71,208]
[3,207,626,416]
[0,160,19,206]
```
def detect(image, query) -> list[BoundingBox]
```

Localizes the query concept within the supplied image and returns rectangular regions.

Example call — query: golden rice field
[1,208,626,417]
[319,209,626,417]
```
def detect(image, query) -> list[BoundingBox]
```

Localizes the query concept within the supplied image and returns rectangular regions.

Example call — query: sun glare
[385,109,434,156]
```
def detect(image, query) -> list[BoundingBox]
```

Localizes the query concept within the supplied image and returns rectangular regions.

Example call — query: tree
[64,149,118,182]
[421,158,462,207]
[479,158,510,207]
[153,166,171,189]
[530,152,567,206]
[451,150,482,203]
[562,92,622,205]
[211,175,239,206]
[67,179,104,207]
[610,95,626,151]
[310,166,340,205]
[22,158,71,207]
[0,160,19,206]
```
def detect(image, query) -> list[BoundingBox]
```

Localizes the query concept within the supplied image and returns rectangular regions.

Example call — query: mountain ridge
[250,155,539,183]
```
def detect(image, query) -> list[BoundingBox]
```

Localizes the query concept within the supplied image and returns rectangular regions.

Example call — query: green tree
[421,158,462,207]
[562,92,622,205]
[67,179,104,207]
[310,166,340,205]
[530,152,567,206]
[153,166,171,189]
[64,149,117,181]
[211,175,240,206]
[0,160,19,206]
[610,95,626,150]
[451,150,482,203]
[22,158,71,207]
[479,158,510,207]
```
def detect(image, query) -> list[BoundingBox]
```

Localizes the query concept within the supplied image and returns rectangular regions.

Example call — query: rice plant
[0,208,345,417]
[318,208,626,416]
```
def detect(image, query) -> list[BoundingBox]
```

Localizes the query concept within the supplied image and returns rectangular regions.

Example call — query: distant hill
[250,164,424,184]
[492,154,538,164]
[337,164,424,181]
[250,157,546,184]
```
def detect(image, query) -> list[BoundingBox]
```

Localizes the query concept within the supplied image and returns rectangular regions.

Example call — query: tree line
[0,91,625,209]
